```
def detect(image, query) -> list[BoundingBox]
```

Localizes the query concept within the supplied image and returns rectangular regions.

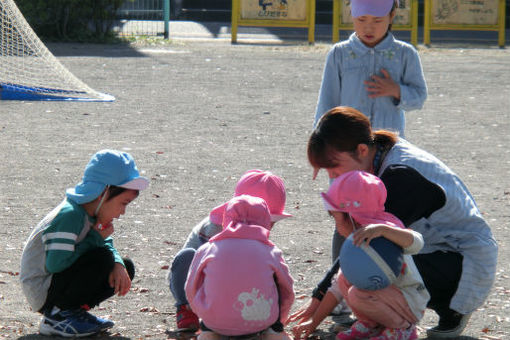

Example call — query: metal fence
[113,0,510,39]
[114,0,170,37]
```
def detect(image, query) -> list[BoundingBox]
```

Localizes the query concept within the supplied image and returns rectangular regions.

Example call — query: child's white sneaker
[262,328,292,340]
[197,330,222,340]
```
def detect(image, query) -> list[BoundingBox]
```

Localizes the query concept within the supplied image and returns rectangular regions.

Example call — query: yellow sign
[432,0,499,25]
[241,0,307,21]
[231,0,315,43]
[424,0,505,46]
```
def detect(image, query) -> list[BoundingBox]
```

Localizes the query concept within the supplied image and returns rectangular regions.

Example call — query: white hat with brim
[321,192,342,212]
[118,177,149,191]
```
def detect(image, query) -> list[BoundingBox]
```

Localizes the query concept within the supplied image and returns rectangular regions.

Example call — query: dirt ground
[0,39,509,339]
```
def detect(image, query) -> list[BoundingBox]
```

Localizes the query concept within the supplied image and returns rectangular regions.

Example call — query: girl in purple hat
[291,171,428,340]
[20,150,149,337]
[314,0,427,139]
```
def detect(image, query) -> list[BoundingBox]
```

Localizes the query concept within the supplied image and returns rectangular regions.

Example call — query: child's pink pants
[337,273,418,329]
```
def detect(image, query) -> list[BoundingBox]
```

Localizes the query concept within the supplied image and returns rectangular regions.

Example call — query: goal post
[0,0,115,101]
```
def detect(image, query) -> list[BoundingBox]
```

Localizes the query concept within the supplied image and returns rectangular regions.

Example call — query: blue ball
[339,234,404,291]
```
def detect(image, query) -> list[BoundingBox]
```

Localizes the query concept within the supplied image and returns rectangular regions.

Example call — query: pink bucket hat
[222,195,272,230]
[321,170,404,228]
[351,0,396,18]
[209,169,292,225]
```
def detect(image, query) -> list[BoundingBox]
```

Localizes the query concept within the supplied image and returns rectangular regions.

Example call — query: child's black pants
[40,247,135,313]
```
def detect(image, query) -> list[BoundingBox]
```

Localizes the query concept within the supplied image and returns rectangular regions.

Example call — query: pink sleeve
[272,249,295,322]
[184,247,209,304]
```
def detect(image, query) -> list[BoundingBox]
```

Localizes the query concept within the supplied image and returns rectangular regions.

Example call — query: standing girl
[291,170,429,340]
[314,0,427,137]
[20,149,149,337]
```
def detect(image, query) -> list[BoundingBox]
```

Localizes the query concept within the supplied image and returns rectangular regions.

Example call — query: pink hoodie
[185,195,294,336]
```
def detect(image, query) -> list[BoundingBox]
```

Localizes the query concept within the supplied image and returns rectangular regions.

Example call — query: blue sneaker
[39,309,102,337]
[82,310,115,330]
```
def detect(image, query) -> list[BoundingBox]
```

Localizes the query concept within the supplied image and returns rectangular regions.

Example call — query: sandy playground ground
[0,39,509,339]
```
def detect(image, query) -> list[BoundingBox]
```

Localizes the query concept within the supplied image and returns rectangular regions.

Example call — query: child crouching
[291,171,429,340]
[185,195,294,339]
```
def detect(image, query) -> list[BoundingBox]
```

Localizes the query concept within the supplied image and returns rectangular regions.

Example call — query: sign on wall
[432,0,499,25]
[232,0,315,43]
[424,0,506,46]
[240,0,307,21]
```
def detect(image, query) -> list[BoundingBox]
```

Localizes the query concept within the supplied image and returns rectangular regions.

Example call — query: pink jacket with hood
[185,195,294,336]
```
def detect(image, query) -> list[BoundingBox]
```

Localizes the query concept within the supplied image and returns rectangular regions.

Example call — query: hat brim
[270,212,292,222]
[209,202,227,226]
[321,192,345,212]
[118,177,149,191]
[210,201,292,225]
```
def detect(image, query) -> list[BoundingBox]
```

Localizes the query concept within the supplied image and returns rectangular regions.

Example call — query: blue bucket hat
[66,149,149,204]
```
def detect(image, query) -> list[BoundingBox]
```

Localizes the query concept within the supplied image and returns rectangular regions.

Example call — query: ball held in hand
[340,234,404,290]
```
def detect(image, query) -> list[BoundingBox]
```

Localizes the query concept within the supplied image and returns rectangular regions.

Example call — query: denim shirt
[314,33,427,137]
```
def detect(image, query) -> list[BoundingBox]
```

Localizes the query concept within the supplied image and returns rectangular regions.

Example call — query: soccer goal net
[0,0,114,101]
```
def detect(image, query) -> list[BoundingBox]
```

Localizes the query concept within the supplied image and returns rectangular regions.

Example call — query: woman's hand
[93,222,114,239]
[286,297,320,325]
[109,262,131,296]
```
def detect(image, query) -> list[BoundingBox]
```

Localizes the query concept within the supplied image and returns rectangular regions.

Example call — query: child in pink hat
[167,170,292,332]
[185,195,294,339]
[291,171,429,340]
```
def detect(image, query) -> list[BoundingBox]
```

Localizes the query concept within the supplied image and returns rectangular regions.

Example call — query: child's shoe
[337,320,380,340]
[331,299,352,316]
[39,309,103,337]
[262,328,292,340]
[331,299,357,329]
[82,310,115,330]
[78,304,114,330]
[197,330,222,340]
[426,311,471,338]
[176,304,199,332]
[369,325,417,340]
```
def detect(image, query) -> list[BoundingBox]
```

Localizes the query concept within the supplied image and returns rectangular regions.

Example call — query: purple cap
[351,0,396,18]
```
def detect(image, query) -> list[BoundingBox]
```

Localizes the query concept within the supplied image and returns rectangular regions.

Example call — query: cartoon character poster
[432,0,499,25]
[340,0,411,25]
[241,0,307,21]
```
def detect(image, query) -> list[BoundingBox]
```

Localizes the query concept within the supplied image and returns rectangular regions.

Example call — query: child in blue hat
[20,149,149,337]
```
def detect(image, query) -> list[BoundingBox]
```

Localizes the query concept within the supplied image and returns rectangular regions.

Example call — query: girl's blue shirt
[314,32,427,137]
